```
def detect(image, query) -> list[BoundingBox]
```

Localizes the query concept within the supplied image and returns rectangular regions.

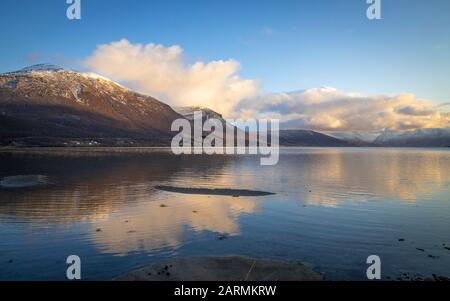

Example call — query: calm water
[0,147,449,280]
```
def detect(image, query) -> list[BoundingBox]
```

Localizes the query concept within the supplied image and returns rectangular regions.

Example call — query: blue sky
[1,0,449,104]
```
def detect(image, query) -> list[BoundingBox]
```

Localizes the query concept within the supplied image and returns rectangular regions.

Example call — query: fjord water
[0,148,449,280]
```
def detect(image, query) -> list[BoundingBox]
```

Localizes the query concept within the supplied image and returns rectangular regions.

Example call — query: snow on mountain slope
[10,64,65,73]
[174,106,240,144]
[174,106,224,121]
[0,64,182,146]
[326,131,380,143]
[374,128,450,147]
[174,106,354,147]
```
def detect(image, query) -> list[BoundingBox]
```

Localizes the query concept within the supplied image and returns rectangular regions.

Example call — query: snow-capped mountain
[0,64,182,146]
[175,106,354,147]
[2,64,448,148]
[278,129,355,147]
[326,131,380,144]
[174,106,225,122]
[174,106,242,145]
[374,128,450,147]
[11,63,65,73]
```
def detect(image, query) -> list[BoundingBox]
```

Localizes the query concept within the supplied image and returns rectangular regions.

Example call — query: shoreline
[0,145,353,151]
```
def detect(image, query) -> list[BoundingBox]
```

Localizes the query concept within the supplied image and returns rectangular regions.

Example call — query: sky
[1,0,449,131]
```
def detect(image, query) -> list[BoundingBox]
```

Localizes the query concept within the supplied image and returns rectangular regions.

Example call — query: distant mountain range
[278,130,355,147]
[374,128,450,147]
[173,107,354,147]
[325,131,380,144]
[1,64,449,147]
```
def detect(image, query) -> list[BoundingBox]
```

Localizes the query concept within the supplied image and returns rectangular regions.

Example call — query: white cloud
[237,87,450,131]
[84,39,259,116]
[84,39,449,132]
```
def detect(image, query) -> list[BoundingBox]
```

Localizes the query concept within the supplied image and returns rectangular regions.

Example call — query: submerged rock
[0,175,50,188]
[218,234,229,241]
[114,256,323,281]
[155,185,275,197]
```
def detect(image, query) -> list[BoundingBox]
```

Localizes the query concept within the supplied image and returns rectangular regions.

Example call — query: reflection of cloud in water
[91,193,258,255]
[0,184,153,224]
[0,151,259,255]
[277,149,450,207]
[0,152,234,224]
[1,148,449,254]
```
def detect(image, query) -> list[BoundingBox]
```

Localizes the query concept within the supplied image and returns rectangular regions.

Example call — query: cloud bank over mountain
[84,39,259,117]
[84,40,449,132]
[238,87,450,131]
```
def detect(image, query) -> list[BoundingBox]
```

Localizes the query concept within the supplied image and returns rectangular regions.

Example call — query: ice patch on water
[0,175,50,188]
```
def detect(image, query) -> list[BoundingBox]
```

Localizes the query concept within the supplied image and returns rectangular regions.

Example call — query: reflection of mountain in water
[0,151,259,254]
[0,151,234,222]
[1,148,449,255]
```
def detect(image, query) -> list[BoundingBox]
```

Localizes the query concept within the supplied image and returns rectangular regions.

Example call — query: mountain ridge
[0,64,182,146]
[2,65,449,148]
[175,106,355,147]
[374,128,450,147]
